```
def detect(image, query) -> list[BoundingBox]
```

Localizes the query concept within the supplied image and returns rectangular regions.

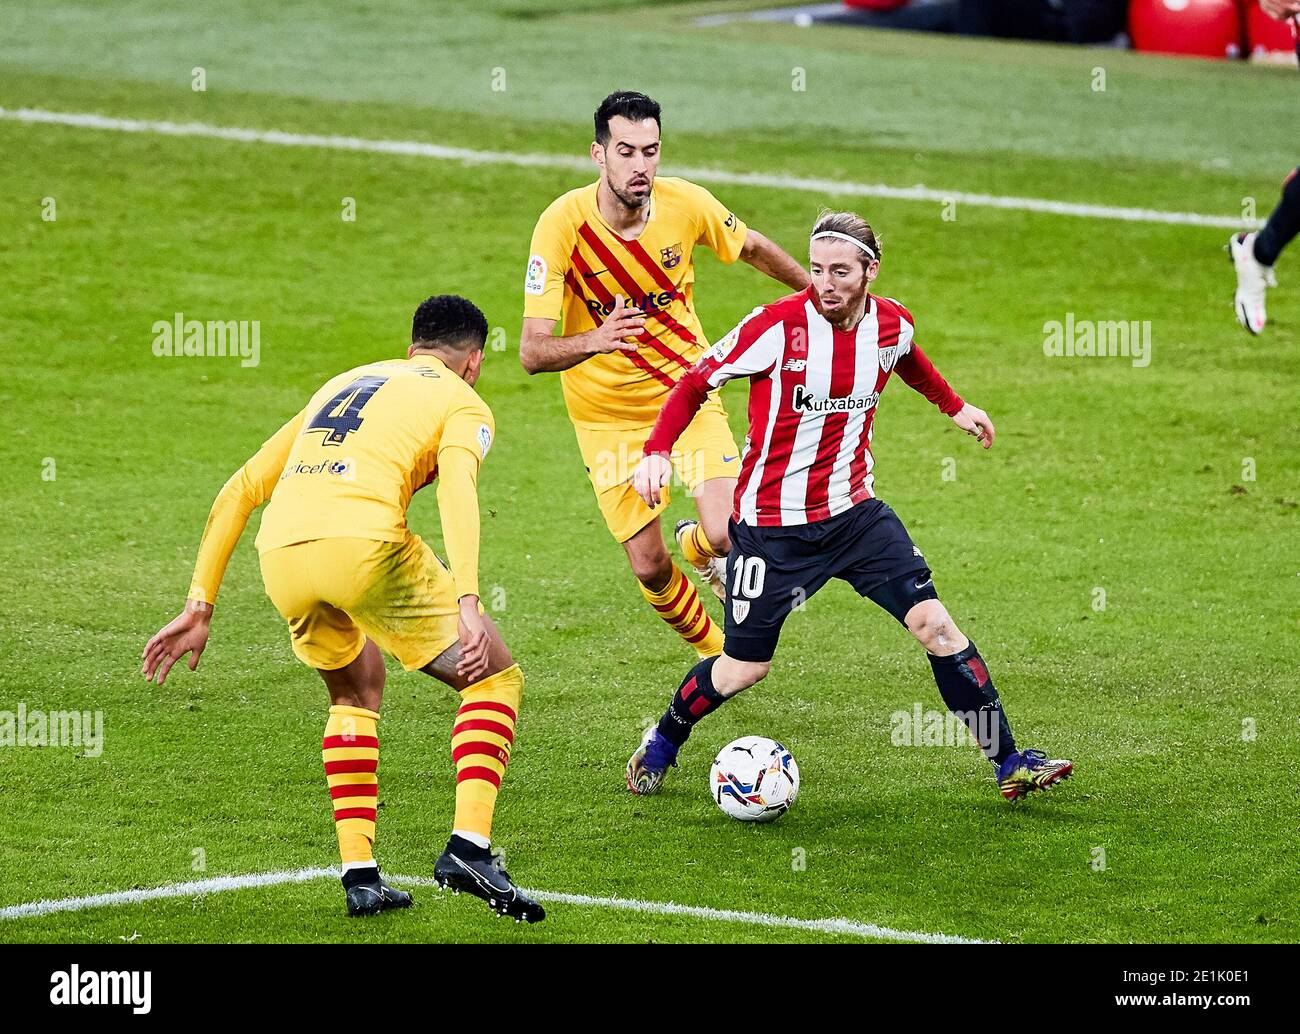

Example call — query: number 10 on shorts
[731,555,767,599]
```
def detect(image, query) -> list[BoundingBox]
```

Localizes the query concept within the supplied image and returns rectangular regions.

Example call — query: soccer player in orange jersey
[142,297,543,923]
[520,91,809,659]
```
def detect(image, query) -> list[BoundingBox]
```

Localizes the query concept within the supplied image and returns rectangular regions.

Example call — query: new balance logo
[791,383,879,414]
[782,358,807,372]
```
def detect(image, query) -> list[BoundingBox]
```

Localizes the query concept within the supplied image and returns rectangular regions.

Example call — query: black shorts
[723,499,935,663]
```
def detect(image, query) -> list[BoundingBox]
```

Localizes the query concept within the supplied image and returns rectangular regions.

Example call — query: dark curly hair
[411,295,488,351]
[594,91,661,147]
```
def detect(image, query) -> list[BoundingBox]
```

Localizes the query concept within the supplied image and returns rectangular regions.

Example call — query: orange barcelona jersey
[523,177,748,428]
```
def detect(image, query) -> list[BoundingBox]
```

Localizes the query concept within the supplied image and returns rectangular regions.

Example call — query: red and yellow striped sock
[322,705,380,866]
[640,563,723,658]
[451,664,524,845]
[680,522,724,568]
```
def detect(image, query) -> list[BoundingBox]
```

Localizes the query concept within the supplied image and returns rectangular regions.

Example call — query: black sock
[447,833,490,861]
[1254,168,1300,268]
[341,863,379,889]
[657,656,726,749]
[927,642,1016,766]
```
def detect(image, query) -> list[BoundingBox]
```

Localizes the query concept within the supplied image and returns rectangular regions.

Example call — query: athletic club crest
[660,243,683,269]
[732,599,750,624]
[878,345,899,372]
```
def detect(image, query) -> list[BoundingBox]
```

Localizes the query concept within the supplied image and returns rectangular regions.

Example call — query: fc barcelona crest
[878,345,899,373]
[660,243,683,269]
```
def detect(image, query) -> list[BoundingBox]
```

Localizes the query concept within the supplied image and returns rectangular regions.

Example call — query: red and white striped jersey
[644,286,964,527]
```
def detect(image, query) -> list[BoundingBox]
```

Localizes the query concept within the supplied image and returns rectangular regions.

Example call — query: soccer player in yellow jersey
[521,91,808,658]
[141,296,544,923]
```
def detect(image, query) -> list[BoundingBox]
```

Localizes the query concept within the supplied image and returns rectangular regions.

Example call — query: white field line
[0,866,993,943]
[0,867,337,920]
[0,106,1256,231]
[392,873,994,943]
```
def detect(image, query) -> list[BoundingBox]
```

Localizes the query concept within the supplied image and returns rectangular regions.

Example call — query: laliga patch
[707,326,739,362]
[524,254,547,296]
[477,423,493,458]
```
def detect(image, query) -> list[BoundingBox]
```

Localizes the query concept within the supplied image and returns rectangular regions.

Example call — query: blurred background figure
[957,0,1127,43]
[837,0,961,32]
[836,0,1127,41]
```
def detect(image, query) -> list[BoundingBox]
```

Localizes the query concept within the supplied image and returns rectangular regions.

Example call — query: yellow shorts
[258,534,459,672]
[573,395,740,543]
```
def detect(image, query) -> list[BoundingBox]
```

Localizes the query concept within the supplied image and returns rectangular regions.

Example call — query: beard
[818,281,869,323]
[611,179,651,210]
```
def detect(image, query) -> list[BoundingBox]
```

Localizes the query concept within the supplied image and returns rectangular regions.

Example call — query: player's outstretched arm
[633,368,712,507]
[435,437,494,682]
[893,342,995,447]
[141,411,303,684]
[519,295,647,374]
[739,229,810,293]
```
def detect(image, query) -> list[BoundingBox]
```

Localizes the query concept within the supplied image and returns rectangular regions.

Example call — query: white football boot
[1229,231,1277,335]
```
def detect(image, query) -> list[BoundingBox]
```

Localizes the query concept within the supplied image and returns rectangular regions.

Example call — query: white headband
[810,230,878,262]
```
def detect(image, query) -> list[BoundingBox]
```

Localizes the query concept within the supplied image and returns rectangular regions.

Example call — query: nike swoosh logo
[914,578,933,590]
[451,855,495,892]
[582,269,607,278]
[722,455,738,462]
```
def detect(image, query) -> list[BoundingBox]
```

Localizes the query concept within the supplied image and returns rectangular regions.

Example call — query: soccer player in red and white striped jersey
[625,211,1073,803]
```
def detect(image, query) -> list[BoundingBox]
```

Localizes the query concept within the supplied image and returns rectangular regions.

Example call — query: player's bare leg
[707,653,768,695]
[623,516,674,591]
[421,615,544,923]
[675,476,736,602]
[420,612,515,691]
[625,517,723,656]
[901,597,1072,801]
[318,636,386,710]
[693,476,736,555]
[316,639,412,917]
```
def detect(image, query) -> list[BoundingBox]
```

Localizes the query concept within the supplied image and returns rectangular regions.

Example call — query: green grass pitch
[0,1,1296,943]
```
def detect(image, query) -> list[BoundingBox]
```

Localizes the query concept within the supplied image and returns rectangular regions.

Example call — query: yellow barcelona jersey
[524,177,748,428]
[255,356,494,551]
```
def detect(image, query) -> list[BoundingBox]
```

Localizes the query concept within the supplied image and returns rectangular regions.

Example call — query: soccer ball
[709,736,800,822]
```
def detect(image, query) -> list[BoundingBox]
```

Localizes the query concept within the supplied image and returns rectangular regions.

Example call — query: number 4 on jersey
[306,375,389,445]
